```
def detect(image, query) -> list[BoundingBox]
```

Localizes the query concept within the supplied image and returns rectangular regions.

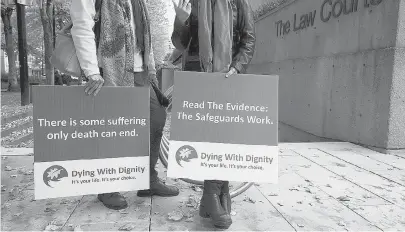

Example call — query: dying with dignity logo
[43,165,69,188]
[175,145,198,167]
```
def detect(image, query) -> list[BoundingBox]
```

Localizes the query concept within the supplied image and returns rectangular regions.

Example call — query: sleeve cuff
[83,70,100,78]
[231,62,244,74]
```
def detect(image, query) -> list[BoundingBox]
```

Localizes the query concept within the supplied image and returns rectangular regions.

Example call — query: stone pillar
[248,0,405,154]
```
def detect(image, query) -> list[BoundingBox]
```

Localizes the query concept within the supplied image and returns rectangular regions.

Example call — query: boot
[137,177,179,197]
[220,181,232,214]
[199,180,232,229]
[97,192,128,210]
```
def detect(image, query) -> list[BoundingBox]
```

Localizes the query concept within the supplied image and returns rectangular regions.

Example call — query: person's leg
[220,181,231,214]
[199,180,232,229]
[182,61,232,227]
[137,86,179,197]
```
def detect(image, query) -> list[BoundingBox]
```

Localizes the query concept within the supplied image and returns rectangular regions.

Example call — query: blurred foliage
[1,0,70,68]
[253,0,288,20]
[2,0,173,73]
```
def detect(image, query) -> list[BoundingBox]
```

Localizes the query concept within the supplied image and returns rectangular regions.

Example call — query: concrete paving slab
[313,148,405,186]
[2,142,405,231]
[150,161,294,231]
[150,179,214,231]
[258,172,379,231]
[352,204,405,231]
[305,143,405,169]
[62,194,152,231]
[227,186,294,231]
[1,156,34,204]
[1,189,82,231]
[294,148,405,208]
[69,221,151,231]
[281,154,391,207]
[150,180,294,231]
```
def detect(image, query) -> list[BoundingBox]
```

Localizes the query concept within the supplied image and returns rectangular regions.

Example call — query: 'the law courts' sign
[275,0,384,37]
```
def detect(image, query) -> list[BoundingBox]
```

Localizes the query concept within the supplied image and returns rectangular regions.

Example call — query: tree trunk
[53,7,64,86]
[40,1,54,85]
[1,7,19,92]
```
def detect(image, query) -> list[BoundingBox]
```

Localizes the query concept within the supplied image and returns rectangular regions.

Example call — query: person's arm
[148,44,159,86]
[171,0,192,51]
[231,0,256,74]
[148,45,156,74]
[70,0,100,78]
[171,17,191,51]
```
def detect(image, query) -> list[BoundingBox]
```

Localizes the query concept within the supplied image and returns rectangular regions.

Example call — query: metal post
[16,1,29,106]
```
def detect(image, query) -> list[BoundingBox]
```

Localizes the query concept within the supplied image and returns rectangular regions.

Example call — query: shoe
[220,181,231,214]
[199,181,232,229]
[137,177,179,197]
[97,192,128,210]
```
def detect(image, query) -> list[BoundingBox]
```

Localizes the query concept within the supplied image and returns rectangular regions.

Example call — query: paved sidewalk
[1,142,405,231]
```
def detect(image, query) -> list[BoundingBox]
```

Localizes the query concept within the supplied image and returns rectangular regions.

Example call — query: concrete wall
[248,0,405,151]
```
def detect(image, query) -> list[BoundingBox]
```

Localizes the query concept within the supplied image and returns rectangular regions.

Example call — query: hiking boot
[137,177,179,197]
[199,180,232,229]
[97,192,128,210]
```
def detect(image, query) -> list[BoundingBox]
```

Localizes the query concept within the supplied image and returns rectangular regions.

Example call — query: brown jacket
[171,0,256,74]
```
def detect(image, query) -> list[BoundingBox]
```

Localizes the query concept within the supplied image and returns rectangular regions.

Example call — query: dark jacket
[171,0,256,74]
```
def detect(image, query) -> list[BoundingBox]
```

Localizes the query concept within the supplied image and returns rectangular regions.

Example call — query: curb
[1,147,33,156]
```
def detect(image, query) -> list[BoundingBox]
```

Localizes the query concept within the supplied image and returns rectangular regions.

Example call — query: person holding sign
[70,0,179,210]
[171,0,256,229]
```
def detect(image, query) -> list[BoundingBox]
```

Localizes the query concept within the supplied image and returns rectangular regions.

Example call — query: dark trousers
[99,73,166,196]
[133,71,167,181]
[149,86,167,181]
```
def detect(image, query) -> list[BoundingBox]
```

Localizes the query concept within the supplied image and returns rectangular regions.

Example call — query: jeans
[132,71,167,180]
[149,85,167,181]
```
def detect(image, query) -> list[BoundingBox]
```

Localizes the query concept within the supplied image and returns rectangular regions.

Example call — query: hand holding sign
[85,74,104,96]
[225,67,238,78]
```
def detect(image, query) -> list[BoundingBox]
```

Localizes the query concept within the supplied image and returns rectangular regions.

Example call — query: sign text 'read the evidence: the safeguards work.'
[177,101,274,125]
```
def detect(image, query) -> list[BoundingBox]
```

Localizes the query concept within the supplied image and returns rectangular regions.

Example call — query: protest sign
[167,72,279,183]
[33,86,150,200]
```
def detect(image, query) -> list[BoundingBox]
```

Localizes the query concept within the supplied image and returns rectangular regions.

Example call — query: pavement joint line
[254,185,297,231]
[291,168,384,231]
[289,149,398,207]
[314,148,405,188]
[61,196,84,230]
[4,182,34,205]
[340,148,405,171]
[148,196,153,231]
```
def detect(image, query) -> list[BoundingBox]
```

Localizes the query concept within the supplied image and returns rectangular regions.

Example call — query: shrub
[253,0,289,21]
